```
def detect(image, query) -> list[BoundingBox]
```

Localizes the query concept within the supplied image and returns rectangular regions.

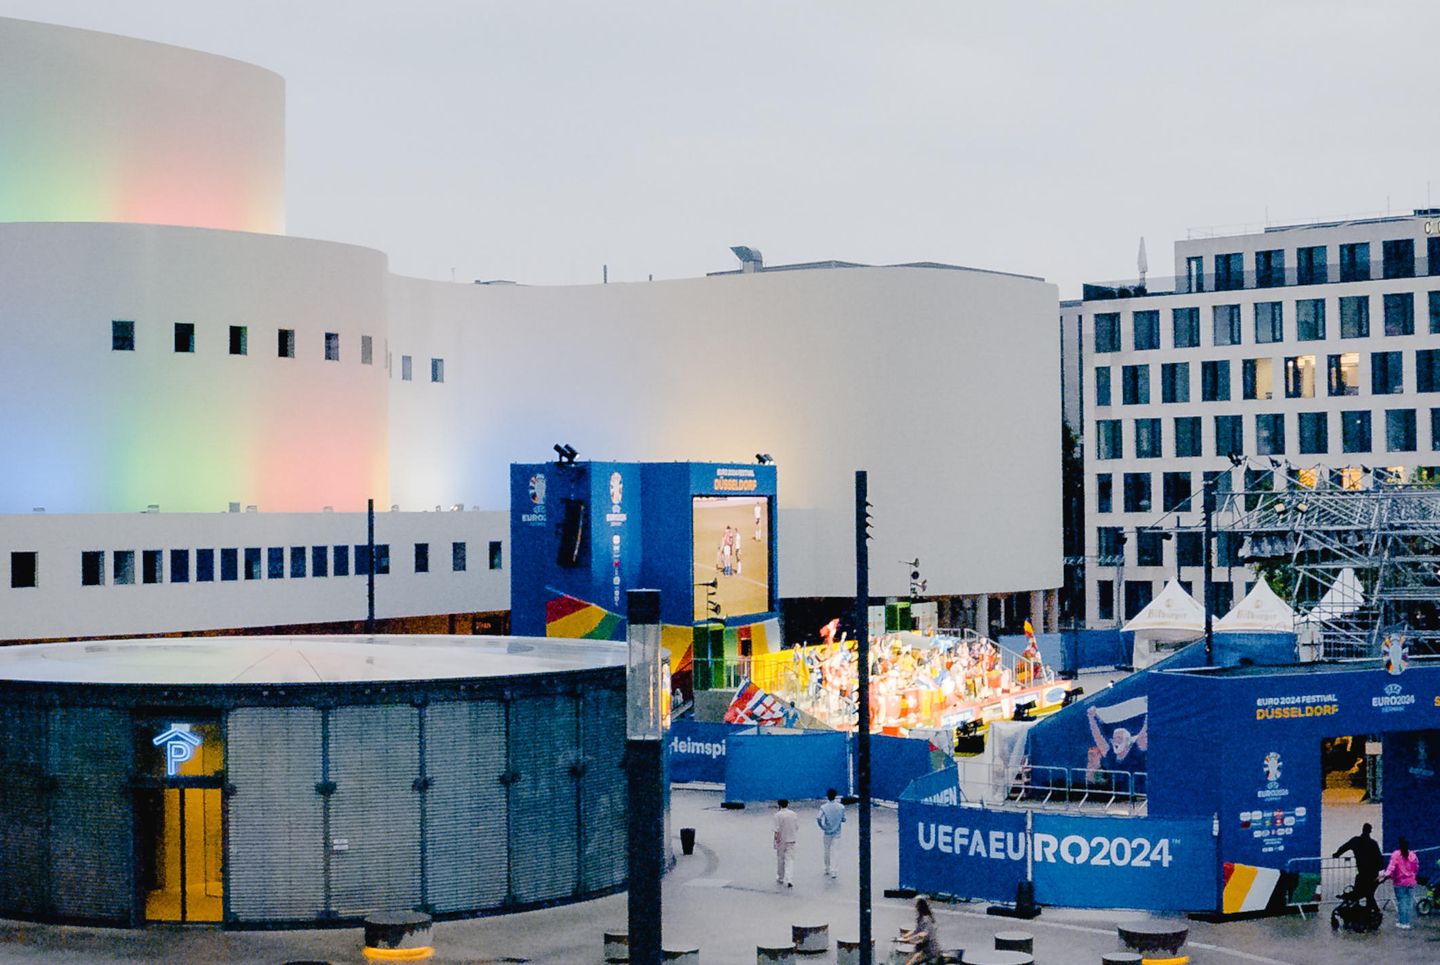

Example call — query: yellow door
[144,787,223,923]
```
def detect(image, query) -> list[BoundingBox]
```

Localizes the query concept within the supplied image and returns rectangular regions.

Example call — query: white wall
[0,511,508,641]
[0,17,285,233]
[389,266,1063,598]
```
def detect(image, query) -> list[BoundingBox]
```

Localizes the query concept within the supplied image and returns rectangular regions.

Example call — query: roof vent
[730,246,764,273]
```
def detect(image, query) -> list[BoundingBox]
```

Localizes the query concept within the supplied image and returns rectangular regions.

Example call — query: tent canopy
[1299,567,1365,625]
[1123,580,1205,643]
[1216,578,1296,634]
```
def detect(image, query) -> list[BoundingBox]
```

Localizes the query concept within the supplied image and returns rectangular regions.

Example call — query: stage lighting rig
[553,443,579,465]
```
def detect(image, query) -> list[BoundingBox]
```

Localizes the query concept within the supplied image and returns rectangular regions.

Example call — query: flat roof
[1165,657,1440,679]
[0,635,627,686]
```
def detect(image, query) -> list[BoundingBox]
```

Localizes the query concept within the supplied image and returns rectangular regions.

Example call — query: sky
[3,0,1438,295]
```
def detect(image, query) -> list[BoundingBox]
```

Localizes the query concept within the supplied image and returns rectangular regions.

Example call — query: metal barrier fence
[954,758,1146,815]
[1285,845,1440,918]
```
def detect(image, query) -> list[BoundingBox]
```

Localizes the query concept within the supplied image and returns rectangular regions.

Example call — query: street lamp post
[1203,477,1215,666]
[625,589,664,965]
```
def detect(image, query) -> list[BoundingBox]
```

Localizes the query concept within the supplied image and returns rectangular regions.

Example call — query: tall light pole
[625,589,664,965]
[1203,477,1215,666]
[854,471,873,964]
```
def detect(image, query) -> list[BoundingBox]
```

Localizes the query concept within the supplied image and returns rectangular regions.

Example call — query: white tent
[1299,567,1365,624]
[1216,579,1296,634]
[1123,580,1205,668]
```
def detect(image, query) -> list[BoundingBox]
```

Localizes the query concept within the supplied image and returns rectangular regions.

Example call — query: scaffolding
[1222,479,1440,658]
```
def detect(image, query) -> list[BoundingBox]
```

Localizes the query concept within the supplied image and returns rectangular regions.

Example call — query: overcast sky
[4,1,1439,294]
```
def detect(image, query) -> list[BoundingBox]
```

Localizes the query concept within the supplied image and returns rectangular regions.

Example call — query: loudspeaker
[556,499,586,568]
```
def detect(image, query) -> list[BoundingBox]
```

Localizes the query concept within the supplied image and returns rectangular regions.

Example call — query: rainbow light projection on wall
[0,18,285,234]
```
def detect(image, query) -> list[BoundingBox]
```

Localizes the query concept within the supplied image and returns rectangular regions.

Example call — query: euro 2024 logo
[1263,751,1282,784]
[609,471,623,510]
[528,473,546,506]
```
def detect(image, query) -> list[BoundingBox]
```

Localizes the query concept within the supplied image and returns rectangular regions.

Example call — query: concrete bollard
[1100,954,1142,965]
[791,923,828,955]
[663,948,701,964]
[756,942,796,965]
[995,931,1034,953]
[604,931,630,963]
[361,911,433,961]
[836,938,874,965]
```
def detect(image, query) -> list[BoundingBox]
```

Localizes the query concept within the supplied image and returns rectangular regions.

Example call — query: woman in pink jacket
[1383,837,1420,929]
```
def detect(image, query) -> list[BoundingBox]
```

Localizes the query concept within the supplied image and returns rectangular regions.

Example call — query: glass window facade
[1172,307,1200,348]
[1213,304,1241,345]
[1296,298,1326,341]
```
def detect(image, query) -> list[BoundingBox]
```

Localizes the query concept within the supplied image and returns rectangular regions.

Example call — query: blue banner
[667,720,738,784]
[1032,813,1216,912]
[724,730,849,802]
[897,803,1027,902]
[872,734,939,803]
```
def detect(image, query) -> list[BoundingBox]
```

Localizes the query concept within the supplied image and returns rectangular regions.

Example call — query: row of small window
[1095,409,1440,460]
[109,321,446,383]
[1094,526,1246,568]
[1094,579,1247,623]
[1093,291,1440,354]
[1096,349,1440,406]
[5,541,501,589]
[1180,238,1440,294]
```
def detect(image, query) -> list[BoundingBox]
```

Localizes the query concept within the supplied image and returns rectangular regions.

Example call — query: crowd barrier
[1284,845,1440,918]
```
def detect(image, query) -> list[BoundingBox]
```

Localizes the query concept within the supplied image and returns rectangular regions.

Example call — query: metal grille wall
[507,694,581,904]
[579,686,627,893]
[329,704,421,917]
[227,707,325,923]
[424,699,508,914]
[48,707,133,924]
[0,705,46,919]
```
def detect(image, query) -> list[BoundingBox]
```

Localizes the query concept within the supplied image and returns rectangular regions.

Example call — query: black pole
[366,497,376,635]
[854,471,872,964]
[1203,479,1214,666]
[625,589,664,965]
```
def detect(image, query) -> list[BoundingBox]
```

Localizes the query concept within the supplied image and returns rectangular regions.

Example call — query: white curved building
[0,17,1062,643]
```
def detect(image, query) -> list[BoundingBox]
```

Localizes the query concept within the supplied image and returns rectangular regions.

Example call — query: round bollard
[791,923,828,955]
[680,827,697,855]
[362,911,433,961]
[663,948,700,964]
[1100,954,1142,965]
[995,931,1033,953]
[604,931,630,963]
[756,942,795,965]
[836,938,874,965]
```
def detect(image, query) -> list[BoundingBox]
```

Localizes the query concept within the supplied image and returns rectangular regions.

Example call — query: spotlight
[1227,452,1245,468]
[1012,699,1037,722]
[755,453,774,465]
[1061,688,1085,707]
[1268,457,1282,470]
[553,443,579,465]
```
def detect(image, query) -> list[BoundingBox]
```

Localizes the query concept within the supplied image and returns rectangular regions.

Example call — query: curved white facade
[0,16,1062,635]
[0,18,284,233]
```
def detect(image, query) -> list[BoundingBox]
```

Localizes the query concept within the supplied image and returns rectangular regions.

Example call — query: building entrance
[135,719,224,923]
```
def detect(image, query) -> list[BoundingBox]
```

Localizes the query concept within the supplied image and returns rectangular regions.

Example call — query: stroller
[1330,884,1383,933]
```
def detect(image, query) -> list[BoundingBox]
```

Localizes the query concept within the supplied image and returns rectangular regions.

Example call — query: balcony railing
[1082,257,1439,302]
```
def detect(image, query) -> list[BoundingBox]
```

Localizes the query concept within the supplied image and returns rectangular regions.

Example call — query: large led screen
[692,495,771,620]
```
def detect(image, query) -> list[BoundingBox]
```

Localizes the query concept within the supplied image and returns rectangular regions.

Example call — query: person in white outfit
[816,788,846,878]
[773,799,798,887]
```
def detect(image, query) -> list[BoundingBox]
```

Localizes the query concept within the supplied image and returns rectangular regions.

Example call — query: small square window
[142,549,163,584]
[196,548,215,582]
[245,547,262,580]
[290,546,307,578]
[489,540,504,570]
[355,544,371,575]
[278,328,296,358]
[333,544,351,576]
[324,332,340,361]
[415,542,430,573]
[311,545,329,577]
[401,355,413,381]
[431,358,445,383]
[267,547,285,579]
[10,551,37,589]
[376,544,390,575]
[229,325,248,355]
[174,322,195,353]
[112,320,136,351]
[452,541,467,571]
[361,335,373,365]
[170,549,190,583]
[220,548,239,581]
[1096,474,1113,514]
[81,550,104,586]
[114,550,136,585]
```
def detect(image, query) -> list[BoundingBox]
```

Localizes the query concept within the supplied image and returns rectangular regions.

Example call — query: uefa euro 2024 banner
[899,800,1216,911]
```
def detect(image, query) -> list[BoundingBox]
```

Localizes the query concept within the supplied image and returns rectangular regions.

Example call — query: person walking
[1333,822,1384,915]
[1383,836,1420,929]
[773,799,798,887]
[897,896,942,964]
[816,788,845,878]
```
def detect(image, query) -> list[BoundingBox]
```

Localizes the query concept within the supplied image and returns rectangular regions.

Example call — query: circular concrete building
[0,635,628,927]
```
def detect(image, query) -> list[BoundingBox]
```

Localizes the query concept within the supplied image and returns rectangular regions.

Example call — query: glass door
[136,719,224,923]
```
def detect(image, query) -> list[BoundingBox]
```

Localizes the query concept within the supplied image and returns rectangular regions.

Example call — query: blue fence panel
[897,802,1027,902]
[1032,813,1216,911]
[667,720,741,784]
[724,730,849,802]
[872,734,938,803]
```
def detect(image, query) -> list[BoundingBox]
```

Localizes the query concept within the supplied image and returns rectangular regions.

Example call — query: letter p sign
[153,724,204,777]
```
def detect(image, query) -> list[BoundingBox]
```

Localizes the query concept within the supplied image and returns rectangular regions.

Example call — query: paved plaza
[0,786,1436,964]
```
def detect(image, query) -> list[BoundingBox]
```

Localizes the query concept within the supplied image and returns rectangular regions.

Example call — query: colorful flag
[1023,619,1037,644]
[723,677,788,725]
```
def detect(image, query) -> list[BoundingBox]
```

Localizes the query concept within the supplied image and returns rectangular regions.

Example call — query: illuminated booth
[510,460,781,693]
[0,635,627,928]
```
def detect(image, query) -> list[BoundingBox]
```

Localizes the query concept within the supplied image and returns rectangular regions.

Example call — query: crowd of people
[778,624,1053,732]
